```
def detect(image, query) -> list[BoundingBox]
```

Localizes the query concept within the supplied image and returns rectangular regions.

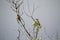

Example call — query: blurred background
[0,0,60,40]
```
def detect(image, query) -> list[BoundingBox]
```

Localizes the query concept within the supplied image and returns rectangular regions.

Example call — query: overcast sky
[0,0,60,40]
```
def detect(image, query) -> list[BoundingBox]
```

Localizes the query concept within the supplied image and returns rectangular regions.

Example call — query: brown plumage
[17,14,21,21]
[16,14,25,26]
[16,14,21,23]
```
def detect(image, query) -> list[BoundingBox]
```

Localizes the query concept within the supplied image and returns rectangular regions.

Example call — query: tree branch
[7,0,33,40]
[17,29,20,40]
[23,1,39,39]
[32,4,39,16]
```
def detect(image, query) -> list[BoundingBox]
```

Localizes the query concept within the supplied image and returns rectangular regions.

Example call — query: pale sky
[0,0,60,40]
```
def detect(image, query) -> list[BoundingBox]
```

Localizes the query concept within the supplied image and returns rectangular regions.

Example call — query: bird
[32,19,40,28]
[16,14,21,23]
[16,14,25,26]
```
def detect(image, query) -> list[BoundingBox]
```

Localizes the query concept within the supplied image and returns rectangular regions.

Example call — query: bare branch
[23,6,31,17]
[23,0,39,21]
[16,10,33,39]
[16,0,21,3]
[32,4,39,16]
[23,25,33,40]
[31,4,35,16]
[11,6,16,12]
[20,17,33,39]
[36,31,38,38]
[18,18,33,39]
[23,5,35,21]
[27,0,39,17]
[7,0,16,5]
[17,29,20,40]
[17,0,23,9]
[31,16,35,21]
[23,1,40,39]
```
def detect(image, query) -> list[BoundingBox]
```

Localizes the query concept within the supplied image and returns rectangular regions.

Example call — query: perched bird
[32,19,41,28]
[16,14,25,26]
[16,14,21,23]
[32,19,42,32]
[16,14,20,21]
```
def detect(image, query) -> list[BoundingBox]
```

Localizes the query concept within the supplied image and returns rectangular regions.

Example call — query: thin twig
[36,31,38,38]
[23,1,39,39]
[16,0,21,3]
[11,6,16,12]
[17,29,20,40]
[17,0,23,9]
[23,5,35,21]
[17,16,33,40]
[32,3,39,16]
[23,6,31,17]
